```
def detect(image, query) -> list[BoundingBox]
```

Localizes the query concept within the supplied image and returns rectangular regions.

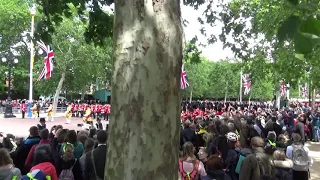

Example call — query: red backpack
[179,160,200,180]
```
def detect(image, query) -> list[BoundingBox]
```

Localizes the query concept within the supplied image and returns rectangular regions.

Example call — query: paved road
[0,116,108,137]
[306,142,320,179]
[0,116,319,178]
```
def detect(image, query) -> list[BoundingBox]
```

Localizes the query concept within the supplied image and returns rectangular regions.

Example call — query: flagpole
[189,90,192,103]
[286,83,290,100]
[28,5,36,118]
[239,70,243,103]
[298,82,301,98]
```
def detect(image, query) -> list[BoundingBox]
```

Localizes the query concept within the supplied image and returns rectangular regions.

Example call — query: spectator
[29,143,57,180]
[239,137,273,180]
[77,131,89,146]
[25,129,51,169]
[14,126,40,174]
[58,143,83,180]
[271,150,293,180]
[180,120,196,148]
[37,118,46,131]
[85,130,108,180]
[202,155,231,180]
[286,133,312,180]
[178,142,207,180]
[0,148,21,180]
[79,138,95,178]
[60,130,84,159]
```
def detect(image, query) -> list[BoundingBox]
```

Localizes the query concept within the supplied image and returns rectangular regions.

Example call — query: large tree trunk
[312,88,316,108]
[105,0,182,179]
[53,69,66,113]
[80,87,86,100]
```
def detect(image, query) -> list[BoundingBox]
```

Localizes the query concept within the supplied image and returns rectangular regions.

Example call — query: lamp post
[1,56,18,118]
[28,5,36,118]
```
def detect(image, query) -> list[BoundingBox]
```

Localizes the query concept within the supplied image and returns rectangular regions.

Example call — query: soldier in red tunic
[106,104,111,121]
[20,101,27,119]
[79,103,85,118]
[71,103,75,117]
[97,103,102,119]
[74,103,79,117]
[90,104,95,119]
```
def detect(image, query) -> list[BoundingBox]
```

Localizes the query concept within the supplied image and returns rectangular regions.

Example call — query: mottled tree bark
[53,68,66,113]
[105,0,183,179]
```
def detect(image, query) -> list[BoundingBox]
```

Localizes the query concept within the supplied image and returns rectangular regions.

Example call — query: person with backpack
[25,129,51,170]
[224,132,240,180]
[58,143,83,180]
[22,169,51,180]
[286,133,312,180]
[239,137,274,180]
[28,141,57,180]
[179,142,207,180]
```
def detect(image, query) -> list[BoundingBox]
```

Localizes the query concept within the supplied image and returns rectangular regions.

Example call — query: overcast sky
[181,4,234,61]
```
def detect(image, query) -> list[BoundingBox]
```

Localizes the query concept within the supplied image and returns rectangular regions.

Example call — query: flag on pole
[36,41,54,81]
[242,73,251,95]
[301,85,308,98]
[280,84,287,96]
[180,64,189,89]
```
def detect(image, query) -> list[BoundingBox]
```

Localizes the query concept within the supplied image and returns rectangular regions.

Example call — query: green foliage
[181,57,274,100]
[184,38,202,64]
[34,16,113,95]
[0,0,31,96]
[34,0,113,45]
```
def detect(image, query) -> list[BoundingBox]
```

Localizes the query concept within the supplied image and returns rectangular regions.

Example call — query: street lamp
[1,56,18,118]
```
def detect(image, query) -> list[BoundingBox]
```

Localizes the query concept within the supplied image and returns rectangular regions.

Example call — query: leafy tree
[35,15,112,97]
[0,0,32,97]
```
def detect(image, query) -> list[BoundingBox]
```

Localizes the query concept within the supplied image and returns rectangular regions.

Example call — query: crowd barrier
[0,106,67,114]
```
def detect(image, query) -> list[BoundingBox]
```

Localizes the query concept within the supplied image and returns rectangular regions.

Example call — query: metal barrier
[0,106,67,114]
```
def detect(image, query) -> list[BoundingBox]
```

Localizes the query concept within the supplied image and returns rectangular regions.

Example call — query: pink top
[179,157,207,179]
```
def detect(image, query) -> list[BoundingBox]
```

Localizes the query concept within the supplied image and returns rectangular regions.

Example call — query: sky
[102,3,234,61]
[181,4,234,61]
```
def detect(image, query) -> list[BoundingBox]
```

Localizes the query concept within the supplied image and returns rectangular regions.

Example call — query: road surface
[0,116,319,178]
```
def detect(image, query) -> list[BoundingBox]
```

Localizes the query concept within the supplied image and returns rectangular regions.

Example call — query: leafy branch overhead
[274,0,320,57]
[34,0,114,45]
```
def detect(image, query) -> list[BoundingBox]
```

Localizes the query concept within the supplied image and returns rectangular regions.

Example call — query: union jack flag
[243,81,251,95]
[242,73,251,95]
[37,40,54,81]
[301,86,308,97]
[180,64,189,89]
[280,84,287,96]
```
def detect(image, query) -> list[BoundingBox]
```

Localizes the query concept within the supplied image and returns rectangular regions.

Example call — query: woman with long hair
[0,148,21,180]
[179,142,206,180]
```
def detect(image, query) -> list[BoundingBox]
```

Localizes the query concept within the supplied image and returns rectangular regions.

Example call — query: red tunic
[20,104,26,112]
[74,104,79,111]
[106,104,111,114]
